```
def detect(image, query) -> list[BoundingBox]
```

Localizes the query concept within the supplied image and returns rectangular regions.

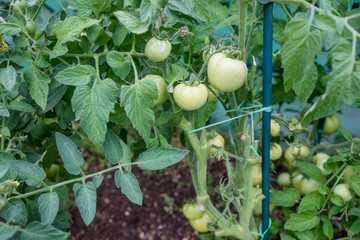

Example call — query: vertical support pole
[261,3,273,240]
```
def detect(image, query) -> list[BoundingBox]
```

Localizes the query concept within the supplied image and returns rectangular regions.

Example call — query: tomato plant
[173,83,208,111]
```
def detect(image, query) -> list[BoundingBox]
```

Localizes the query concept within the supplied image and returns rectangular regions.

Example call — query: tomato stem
[33,0,46,21]
[127,53,139,83]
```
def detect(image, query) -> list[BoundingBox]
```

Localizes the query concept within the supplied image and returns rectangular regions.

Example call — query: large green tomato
[313,153,330,175]
[189,213,211,233]
[323,114,340,135]
[252,164,262,187]
[333,183,352,202]
[207,53,247,92]
[284,145,310,167]
[14,0,27,13]
[183,203,203,220]
[270,120,280,137]
[143,74,168,106]
[173,83,208,111]
[291,173,304,190]
[25,20,36,36]
[270,143,282,161]
[277,172,291,187]
[145,37,171,62]
[299,178,321,196]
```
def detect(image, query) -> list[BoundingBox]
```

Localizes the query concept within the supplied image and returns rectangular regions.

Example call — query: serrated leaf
[40,82,67,114]
[284,212,320,231]
[339,126,352,141]
[348,208,360,216]
[72,78,118,147]
[0,165,8,179]
[23,65,50,111]
[11,161,46,187]
[89,0,113,16]
[302,39,360,125]
[120,79,157,145]
[298,191,324,213]
[315,13,344,49]
[0,23,22,35]
[73,182,96,226]
[113,25,128,46]
[165,0,205,26]
[113,11,150,34]
[0,103,9,117]
[0,200,28,225]
[350,219,360,234]
[37,192,59,224]
[115,170,142,205]
[137,147,189,170]
[270,188,300,207]
[68,0,92,16]
[0,65,17,91]
[328,205,342,217]
[165,64,189,84]
[140,0,163,22]
[0,152,18,182]
[7,101,36,112]
[331,194,344,206]
[318,185,330,195]
[52,209,70,230]
[103,128,123,165]
[297,162,323,181]
[55,65,95,86]
[106,51,131,79]
[323,219,334,238]
[294,231,315,240]
[53,16,99,44]
[55,132,84,175]
[0,225,20,240]
[349,175,360,196]
[92,175,103,188]
[21,221,69,240]
[49,44,68,59]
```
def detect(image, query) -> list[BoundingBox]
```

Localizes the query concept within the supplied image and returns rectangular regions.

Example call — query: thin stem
[245,2,259,53]
[32,0,46,21]
[0,86,6,151]
[239,1,248,59]
[127,54,139,83]
[131,34,136,53]
[281,3,293,19]
[56,0,67,12]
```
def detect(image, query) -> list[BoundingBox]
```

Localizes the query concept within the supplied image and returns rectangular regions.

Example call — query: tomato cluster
[182,203,210,233]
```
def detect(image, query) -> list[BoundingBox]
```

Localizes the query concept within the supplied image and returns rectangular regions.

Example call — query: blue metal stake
[260,2,273,240]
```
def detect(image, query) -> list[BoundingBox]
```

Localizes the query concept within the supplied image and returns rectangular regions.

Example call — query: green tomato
[14,0,27,13]
[270,119,280,137]
[207,53,247,92]
[207,85,218,101]
[291,173,304,190]
[313,153,330,175]
[189,213,210,233]
[277,172,291,187]
[183,203,203,220]
[344,166,356,184]
[143,74,168,106]
[253,201,275,216]
[270,143,282,161]
[323,115,340,135]
[45,164,60,179]
[252,164,262,187]
[299,178,321,196]
[208,133,225,157]
[173,83,208,111]
[284,145,310,167]
[25,19,36,36]
[333,183,352,202]
[145,37,171,62]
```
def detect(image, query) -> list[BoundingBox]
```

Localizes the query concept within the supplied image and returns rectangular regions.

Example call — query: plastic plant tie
[251,217,272,240]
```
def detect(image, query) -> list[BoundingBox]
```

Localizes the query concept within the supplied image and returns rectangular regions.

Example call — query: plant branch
[32,0,46,21]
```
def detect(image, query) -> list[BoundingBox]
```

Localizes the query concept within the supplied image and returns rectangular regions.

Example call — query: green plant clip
[250,217,272,240]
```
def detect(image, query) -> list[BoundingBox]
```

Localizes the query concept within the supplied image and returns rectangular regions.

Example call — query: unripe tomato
[173,83,208,111]
[333,183,352,202]
[253,201,275,216]
[14,0,27,13]
[25,19,36,36]
[45,164,60,179]
[313,153,330,175]
[323,115,340,135]
[344,166,356,184]
[207,85,218,101]
[291,173,304,190]
[277,172,291,187]
[270,143,282,161]
[208,134,225,156]
[143,74,168,106]
[270,120,280,137]
[299,178,321,196]
[189,213,210,233]
[207,53,247,92]
[183,203,203,220]
[252,164,262,187]
[284,145,310,167]
[204,36,210,46]
[145,37,171,62]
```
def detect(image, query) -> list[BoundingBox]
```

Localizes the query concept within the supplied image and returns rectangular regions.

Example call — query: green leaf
[103,128,123,165]
[156,108,182,127]
[137,147,189,170]
[297,162,323,181]
[49,44,68,59]
[280,232,296,240]
[113,25,128,46]
[350,219,360,234]
[21,221,70,240]
[37,192,59,224]
[7,101,36,112]
[0,200,28,225]
[302,39,360,125]
[0,152,18,182]
[55,65,95,86]
[298,191,324,213]
[284,211,320,231]
[0,225,20,240]
[270,188,300,207]
[115,170,142,205]
[0,103,9,117]
[120,79,157,145]
[23,64,50,111]
[72,78,118,147]
[11,161,46,187]
[348,207,360,216]
[55,132,84,175]
[68,0,92,16]
[113,11,150,34]
[318,185,330,195]
[323,219,334,239]
[165,0,205,26]
[92,175,103,188]
[294,231,315,240]
[0,165,8,179]
[349,175,360,196]
[89,0,113,16]
[86,25,111,46]
[0,65,17,91]
[314,13,344,49]
[52,209,70,230]
[195,100,217,129]
[165,64,189,84]
[40,82,67,114]
[52,16,99,44]
[0,23,22,35]
[73,182,96,226]
[1,127,10,137]
[330,194,344,206]
[328,205,342,217]
[106,51,131,79]
[339,126,352,141]
[281,13,321,106]
[140,0,163,22]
